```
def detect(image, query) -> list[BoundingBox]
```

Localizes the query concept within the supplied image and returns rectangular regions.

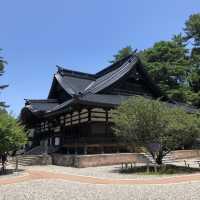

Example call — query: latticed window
[65,114,71,126]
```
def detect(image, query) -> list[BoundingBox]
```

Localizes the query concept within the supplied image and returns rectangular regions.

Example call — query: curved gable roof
[48,54,139,98]
[55,73,93,96]
[83,56,137,94]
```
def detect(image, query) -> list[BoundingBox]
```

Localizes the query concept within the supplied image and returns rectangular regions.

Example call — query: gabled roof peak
[55,54,137,80]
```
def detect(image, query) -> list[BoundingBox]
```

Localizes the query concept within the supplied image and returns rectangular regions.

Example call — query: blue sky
[0,0,199,116]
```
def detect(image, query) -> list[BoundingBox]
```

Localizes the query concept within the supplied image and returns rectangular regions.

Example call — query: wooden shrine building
[20,54,180,155]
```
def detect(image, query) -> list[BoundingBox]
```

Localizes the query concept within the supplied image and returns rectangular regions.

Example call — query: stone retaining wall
[52,153,149,168]
[22,150,200,167]
[171,150,200,160]
[52,150,200,168]
[51,154,74,166]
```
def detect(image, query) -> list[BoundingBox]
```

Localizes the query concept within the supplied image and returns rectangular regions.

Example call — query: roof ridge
[56,66,95,80]
[56,54,136,80]
[95,54,134,77]
[25,99,58,103]
[83,56,138,94]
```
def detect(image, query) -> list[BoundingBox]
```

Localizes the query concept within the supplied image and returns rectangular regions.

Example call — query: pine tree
[0,49,8,110]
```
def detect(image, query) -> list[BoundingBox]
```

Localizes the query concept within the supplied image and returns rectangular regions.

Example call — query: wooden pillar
[78,110,81,124]
[84,145,88,155]
[105,109,109,136]
[75,146,78,155]
[101,146,104,154]
[66,148,70,155]
[88,108,91,138]
[70,112,73,138]
[78,110,81,139]
[88,108,91,122]
[117,145,120,153]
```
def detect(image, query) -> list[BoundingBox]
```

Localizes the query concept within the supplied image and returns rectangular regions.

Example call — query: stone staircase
[141,152,156,164]
[162,153,174,164]
[142,152,174,165]
[8,154,52,166]
[25,145,59,155]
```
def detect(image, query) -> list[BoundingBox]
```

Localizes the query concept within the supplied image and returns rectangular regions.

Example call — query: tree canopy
[112,96,200,164]
[0,49,26,159]
[140,35,190,100]
[0,111,27,154]
[184,13,200,47]
[0,50,8,110]
[110,13,200,107]
[110,46,133,63]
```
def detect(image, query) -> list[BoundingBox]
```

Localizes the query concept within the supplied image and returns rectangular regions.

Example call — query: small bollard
[154,164,157,173]
[15,157,19,172]
[146,163,150,173]
[184,160,187,167]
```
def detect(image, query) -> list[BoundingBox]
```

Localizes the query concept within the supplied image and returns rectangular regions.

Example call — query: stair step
[8,154,48,166]
[142,152,175,164]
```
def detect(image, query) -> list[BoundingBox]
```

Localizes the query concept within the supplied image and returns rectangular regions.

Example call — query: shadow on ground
[110,165,200,175]
[0,169,24,176]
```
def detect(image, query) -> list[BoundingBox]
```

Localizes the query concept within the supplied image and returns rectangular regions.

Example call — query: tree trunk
[156,152,163,165]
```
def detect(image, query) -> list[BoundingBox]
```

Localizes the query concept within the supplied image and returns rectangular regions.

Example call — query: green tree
[112,96,200,165]
[140,35,190,96]
[184,13,200,47]
[110,46,134,63]
[139,34,199,104]
[110,14,200,107]
[0,112,27,155]
[0,50,8,110]
[184,14,200,95]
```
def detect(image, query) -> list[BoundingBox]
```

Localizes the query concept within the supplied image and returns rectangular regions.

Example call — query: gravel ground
[1,162,200,200]
[0,179,200,200]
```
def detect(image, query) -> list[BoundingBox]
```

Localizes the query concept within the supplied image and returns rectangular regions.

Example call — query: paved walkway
[1,170,200,185]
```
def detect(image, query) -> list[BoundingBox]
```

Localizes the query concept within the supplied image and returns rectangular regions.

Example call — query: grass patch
[119,165,200,175]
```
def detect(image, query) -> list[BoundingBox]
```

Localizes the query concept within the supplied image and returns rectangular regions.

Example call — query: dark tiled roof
[57,66,95,80]
[55,73,93,96]
[80,94,131,106]
[94,55,133,77]
[23,54,199,117]
[47,99,74,113]
[83,56,137,94]
[54,55,137,96]
[46,94,132,114]
[25,99,59,112]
